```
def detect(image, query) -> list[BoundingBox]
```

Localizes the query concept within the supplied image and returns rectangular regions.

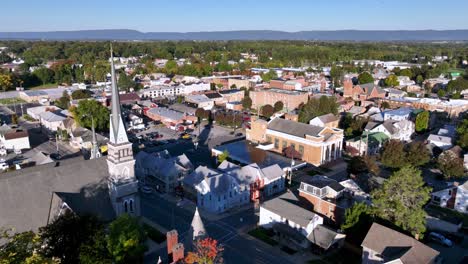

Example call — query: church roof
[0,157,113,233]
[190,207,206,240]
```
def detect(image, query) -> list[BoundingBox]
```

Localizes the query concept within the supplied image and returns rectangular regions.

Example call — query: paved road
[141,194,295,264]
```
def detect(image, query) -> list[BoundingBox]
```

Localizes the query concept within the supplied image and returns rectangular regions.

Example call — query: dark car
[236,132,243,137]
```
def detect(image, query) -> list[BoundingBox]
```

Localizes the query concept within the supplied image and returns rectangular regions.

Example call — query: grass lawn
[0,97,26,105]
[28,83,59,90]
[248,227,278,246]
[143,223,166,244]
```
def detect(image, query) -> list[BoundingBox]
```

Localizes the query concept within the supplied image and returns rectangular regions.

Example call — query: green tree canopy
[33,67,55,85]
[261,70,278,82]
[399,68,414,78]
[384,74,400,87]
[70,99,110,131]
[242,96,252,110]
[415,111,429,133]
[0,228,56,264]
[380,139,406,168]
[71,89,92,100]
[218,150,229,163]
[438,152,465,179]
[107,214,147,264]
[260,104,274,118]
[273,101,284,112]
[298,96,339,123]
[405,141,430,167]
[358,72,374,84]
[55,90,71,110]
[371,166,431,237]
[117,73,138,92]
[456,117,468,150]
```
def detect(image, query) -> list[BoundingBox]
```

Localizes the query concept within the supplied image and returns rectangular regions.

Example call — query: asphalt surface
[141,194,295,264]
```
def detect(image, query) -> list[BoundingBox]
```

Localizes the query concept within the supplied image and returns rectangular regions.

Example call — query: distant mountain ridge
[1,29,468,41]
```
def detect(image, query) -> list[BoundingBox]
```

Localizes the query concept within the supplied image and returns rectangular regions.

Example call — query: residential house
[250,89,309,111]
[39,111,68,132]
[259,191,346,251]
[247,117,344,166]
[135,150,193,193]
[385,88,407,99]
[361,223,440,264]
[106,92,140,105]
[367,120,414,141]
[309,114,339,128]
[427,134,452,150]
[0,128,30,151]
[69,127,108,150]
[27,105,61,120]
[346,132,389,156]
[431,181,468,214]
[383,107,413,121]
[298,176,361,225]
[183,161,285,213]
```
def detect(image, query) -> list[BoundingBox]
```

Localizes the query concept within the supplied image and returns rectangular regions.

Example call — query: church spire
[186,207,206,249]
[109,43,128,144]
[90,117,100,160]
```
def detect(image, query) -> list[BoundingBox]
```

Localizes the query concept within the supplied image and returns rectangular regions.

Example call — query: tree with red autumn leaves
[185,237,223,264]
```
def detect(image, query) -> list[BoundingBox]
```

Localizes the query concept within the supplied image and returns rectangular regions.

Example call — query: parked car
[236,132,243,137]
[429,232,453,247]
[0,162,9,171]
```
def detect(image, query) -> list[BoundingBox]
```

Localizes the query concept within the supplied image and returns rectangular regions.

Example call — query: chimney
[171,243,185,264]
[167,230,178,255]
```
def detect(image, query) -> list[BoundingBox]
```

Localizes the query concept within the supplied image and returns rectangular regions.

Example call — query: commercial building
[246,117,343,166]
[380,97,468,118]
[250,89,309,111]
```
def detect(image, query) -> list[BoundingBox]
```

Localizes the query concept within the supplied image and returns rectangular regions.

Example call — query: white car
[0,163,9,171]
[429,232,453,247]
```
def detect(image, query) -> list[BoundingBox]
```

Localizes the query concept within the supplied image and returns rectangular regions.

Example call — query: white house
[27,105,61,120]
[383,107,413,121]
[184,161,285,214]
[309,113,339,128]
[368,120,414,142]
[427,134,452,150]
[259,191,345,250]
[0,129,30,150]
[39,111,67,132]
[431,182,468,214]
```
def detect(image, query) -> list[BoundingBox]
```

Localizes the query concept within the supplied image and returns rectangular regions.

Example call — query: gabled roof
[362,223,439,264]
[307,225,344,250]
[4,130,28,140]
[261,164,284,181]
[0,157,112,233]
[301,175,345,192]
[261,191,319,228]
[316,113,339,124]
[268,118,323,138]
[217,160,240,172]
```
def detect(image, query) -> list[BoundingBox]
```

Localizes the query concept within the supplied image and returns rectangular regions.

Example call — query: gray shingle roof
[261,164,284,181]
[261,191,317,228]
[362,223,439,264]
[268,118,323,138]
[307,225,342,250]
[0,157,113,233]
[317,113,339,124]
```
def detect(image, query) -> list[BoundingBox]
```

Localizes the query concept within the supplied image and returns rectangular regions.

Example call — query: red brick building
[343,79,385,101]
[250,88,309,111]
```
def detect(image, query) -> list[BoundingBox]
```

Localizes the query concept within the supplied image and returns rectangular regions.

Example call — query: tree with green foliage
[33,67,55,85]
[415,111,429,133]
[416,75,424,85]
[298,96,339,123]
[260,104,274,118]
[164,60,178,75]
[261,70,277,82]
[0,73,13,92]
[456,118,468,150]
[380,139,406,168]
[117,73,137,92]
[39,211,106,264]
[405,141,430,167]
[438,152,465,179]
[242,97,252,110]
[11,114,18,125]
[437,89,446,97]
[107,214,147,264]
[0,228,57,264]
[371,166,431,237]
[71,89,92,100]
[399,68,413,78]
[330,65,344,87]
[79,228,112,264]
[55,90,71,110]
[273,101,284,112]
[342,202,371,230]
[218,150,229,164]
[384,75,400,87]
[446,77,468,93]
[70,99,110,131]
[358,72,374,84]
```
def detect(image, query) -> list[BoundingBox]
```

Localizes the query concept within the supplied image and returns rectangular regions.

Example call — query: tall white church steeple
[107,43,140,216]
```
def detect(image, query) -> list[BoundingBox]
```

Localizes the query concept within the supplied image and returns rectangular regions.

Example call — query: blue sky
[3,0,468,32]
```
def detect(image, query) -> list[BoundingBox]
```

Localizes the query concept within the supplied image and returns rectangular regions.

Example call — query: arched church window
[129,199,134,213]
[124,200,128,213]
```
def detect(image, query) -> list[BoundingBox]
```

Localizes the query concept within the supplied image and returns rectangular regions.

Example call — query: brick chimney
[343,79,353,97]
[171,243,185,264]
[167,230,178,255]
